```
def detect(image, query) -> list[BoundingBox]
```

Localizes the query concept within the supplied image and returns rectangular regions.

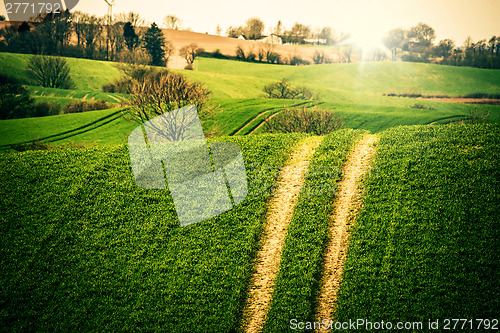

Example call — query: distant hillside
[160,29,345,69]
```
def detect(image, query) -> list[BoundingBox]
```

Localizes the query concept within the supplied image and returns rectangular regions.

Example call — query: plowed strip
[315,134,378,330]
[241,136,323,333]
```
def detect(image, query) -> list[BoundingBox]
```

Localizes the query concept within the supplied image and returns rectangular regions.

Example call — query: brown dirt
[241,136,323,333]
[161,29,343,69]
[417,97,500,105]
[315,135,378,331]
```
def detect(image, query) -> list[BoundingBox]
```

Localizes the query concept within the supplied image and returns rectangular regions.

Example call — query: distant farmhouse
[257,34,282,45]
[237,33,283,45]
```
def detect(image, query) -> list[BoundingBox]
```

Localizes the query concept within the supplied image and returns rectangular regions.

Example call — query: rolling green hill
[1,52,499,149]
[0,52,121,90]
[0,124,498,331]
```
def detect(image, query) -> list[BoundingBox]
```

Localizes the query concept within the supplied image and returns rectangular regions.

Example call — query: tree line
[226,18,339,45]
[0,10,177,67]
[383,23,500,69]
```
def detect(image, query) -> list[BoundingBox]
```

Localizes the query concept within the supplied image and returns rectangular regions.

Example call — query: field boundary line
[315,134,378,331]
[241,135,323,333]
[0,109,124,148]
[233,109,274,136]
[247,112,280,135]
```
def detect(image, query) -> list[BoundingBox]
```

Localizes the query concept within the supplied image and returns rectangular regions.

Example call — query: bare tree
[179,43,204,65]
[80,14,103,58]
[319,27,336,45]
[128,70,210,140]
[215,25,222,36]
[383,28,405,61]
[273,20,283,36]
[71,11,85,46]
[226,26,244,38]
[26,55,73,89]
[163,15,182,30]
[115,12,145,28]
[164,41,174,65]
[435,39,455,58]
[408,22,436,46]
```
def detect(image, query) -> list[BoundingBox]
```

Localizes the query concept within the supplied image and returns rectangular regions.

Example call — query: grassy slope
[0,108,136,148]
[27,86,128,107]
[2,52,499,145]
[0,52,121,90]
[192,57,500,97]
[0,134,303,332]
[191,58,500,133]
[336,124,500,323]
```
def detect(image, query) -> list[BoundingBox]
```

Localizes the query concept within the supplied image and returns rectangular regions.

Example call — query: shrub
[25,55,74,89]
[179,43,204,65]
[266,51,281,64]
[63,100,110,113]
[461,93,500,99]
[102,64,157,94]
[128,69,210,123]
[312,50,332,64]
[264,105,344,135]
[0,73,34,119]
[11,140,51,152]
[29,102,62,117]
[410,103,436,110]
[235,46,246,60]
[263,79,315,100]
[246,51,256,62]
[212,49,225,59]
[467,107,490,124]
[288,54,309,66]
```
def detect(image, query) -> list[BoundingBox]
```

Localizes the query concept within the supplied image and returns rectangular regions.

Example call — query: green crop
[0,134,302,332]
[336,124,500,323]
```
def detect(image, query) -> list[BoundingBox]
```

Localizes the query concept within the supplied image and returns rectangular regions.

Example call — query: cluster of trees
[0,11,174,67]
[226,18,338,45]
[383,23,500,69]
[441,36,500,69]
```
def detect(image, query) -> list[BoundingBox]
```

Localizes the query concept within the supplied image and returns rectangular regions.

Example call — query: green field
[1,51,499,331]
[0,134,303,331]
[264,129,367,332]
[1,124,498,331]
[336,124,499,324]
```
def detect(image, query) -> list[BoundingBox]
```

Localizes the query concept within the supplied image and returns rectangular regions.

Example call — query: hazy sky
[2,0,499,48]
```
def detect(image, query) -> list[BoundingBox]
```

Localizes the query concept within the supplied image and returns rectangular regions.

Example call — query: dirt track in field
[247,112,280,135]
[315,134,378,331]
[233,110,273,135]
[417,97,500,105]
[240,136,323,333]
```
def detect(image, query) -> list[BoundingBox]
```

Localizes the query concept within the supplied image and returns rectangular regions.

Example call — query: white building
[257,34,283,45]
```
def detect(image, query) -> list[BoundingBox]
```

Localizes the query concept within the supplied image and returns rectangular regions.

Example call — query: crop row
[0,134,303,332]
[336,124,500,322]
